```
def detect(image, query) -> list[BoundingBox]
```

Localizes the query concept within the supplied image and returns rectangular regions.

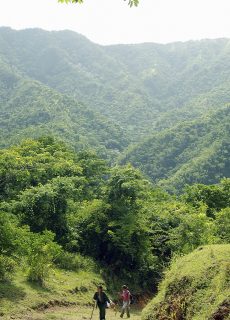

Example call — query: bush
[215,208,230,243]
[27,231,62,285]
[56,252,96,272]
[0,255,16,281]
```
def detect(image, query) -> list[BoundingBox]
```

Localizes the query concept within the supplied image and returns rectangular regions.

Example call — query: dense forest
[0,137,229,318]
[0,27,229,319]
[1,137,229,283]
[0,27,229,185]
[121,106,230,191]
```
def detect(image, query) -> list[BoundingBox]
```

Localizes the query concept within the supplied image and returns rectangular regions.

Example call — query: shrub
[56,252,96,272]
[215,208,230,243]
[27,231,62,285]
[0,255,16,281]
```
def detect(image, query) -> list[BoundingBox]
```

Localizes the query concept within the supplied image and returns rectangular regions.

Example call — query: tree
[58,0,139,7]
[0,137,82,201]
[215,208,230,243]
[15,176,86,242]
[183,179,230,217]
[26,231,61,285]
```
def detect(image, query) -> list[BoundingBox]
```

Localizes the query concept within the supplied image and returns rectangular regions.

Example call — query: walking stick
[114,303,120,317]
[114,304,118,316]
[90,303,95,320]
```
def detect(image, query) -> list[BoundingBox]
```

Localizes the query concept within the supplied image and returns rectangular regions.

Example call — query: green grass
[4,245,229,319]
[19,305,142,319]
[0,268,143,319]
[0,268,103,319]
[142,244,230,320]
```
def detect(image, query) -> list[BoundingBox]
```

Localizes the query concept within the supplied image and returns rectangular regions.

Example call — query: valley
[0,27,229,320]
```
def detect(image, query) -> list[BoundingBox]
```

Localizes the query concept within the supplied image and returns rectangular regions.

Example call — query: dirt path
[15,305,142,320]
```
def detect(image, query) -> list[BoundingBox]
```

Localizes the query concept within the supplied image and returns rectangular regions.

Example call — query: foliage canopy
[58,0,139,7]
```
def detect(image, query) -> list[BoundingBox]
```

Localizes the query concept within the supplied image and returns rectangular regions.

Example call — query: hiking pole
[115,304,118,316]
[90,303,95,320]
[112,302,117,316]
[114,303,119,317]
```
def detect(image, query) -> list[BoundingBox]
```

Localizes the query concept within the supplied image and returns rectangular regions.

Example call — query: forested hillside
[0,57,127,160]
[0,137,229,318]
[121,106,230,191]
[1,28,230,138]
[0,27,229,189]
[0,21,230,320]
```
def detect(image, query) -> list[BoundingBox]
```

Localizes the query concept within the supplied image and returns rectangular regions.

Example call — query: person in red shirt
[120,285,131,318]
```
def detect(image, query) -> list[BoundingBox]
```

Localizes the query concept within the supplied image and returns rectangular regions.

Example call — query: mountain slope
[2,28,230,141]
[0,27,153,140]
[0,58,127,159]
[121,106,230,191]
[0,27,230,187]
[142,245,230,320]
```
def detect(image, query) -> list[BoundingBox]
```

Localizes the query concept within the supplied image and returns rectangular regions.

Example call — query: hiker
[120,285,131,318]
[93,285,111,320]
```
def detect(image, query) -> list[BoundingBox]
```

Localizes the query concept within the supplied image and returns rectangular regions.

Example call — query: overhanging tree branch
[58,0,139,7]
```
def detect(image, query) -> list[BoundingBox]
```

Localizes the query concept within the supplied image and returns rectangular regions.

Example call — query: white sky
[1,0,230,45]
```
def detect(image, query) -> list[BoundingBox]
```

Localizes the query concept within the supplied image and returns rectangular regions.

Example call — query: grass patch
[19,305,142,319]
[142,244,230,320]
[0,268,103,319]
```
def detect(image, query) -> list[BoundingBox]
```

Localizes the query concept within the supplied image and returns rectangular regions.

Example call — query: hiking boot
[120,314,123,318]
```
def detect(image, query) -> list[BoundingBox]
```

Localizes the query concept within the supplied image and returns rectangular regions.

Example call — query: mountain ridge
[2,27,230,136]
[0,27,229,187]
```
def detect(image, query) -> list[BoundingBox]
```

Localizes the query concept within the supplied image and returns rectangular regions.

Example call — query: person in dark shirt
[93,285,110,320]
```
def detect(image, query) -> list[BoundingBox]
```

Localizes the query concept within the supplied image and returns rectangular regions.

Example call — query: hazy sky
[1,0,230,45]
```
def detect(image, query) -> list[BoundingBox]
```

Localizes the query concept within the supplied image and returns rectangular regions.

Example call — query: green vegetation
[0,267,103,318]
[1,28,230,138]
[0,28,229,187]
[0,59,127,161]
[58,0,140,6]
[0,139,157,289]
[142,245,230,320]
[121,106,230,191]
[0,28,230,318]
[0,138,229,318]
